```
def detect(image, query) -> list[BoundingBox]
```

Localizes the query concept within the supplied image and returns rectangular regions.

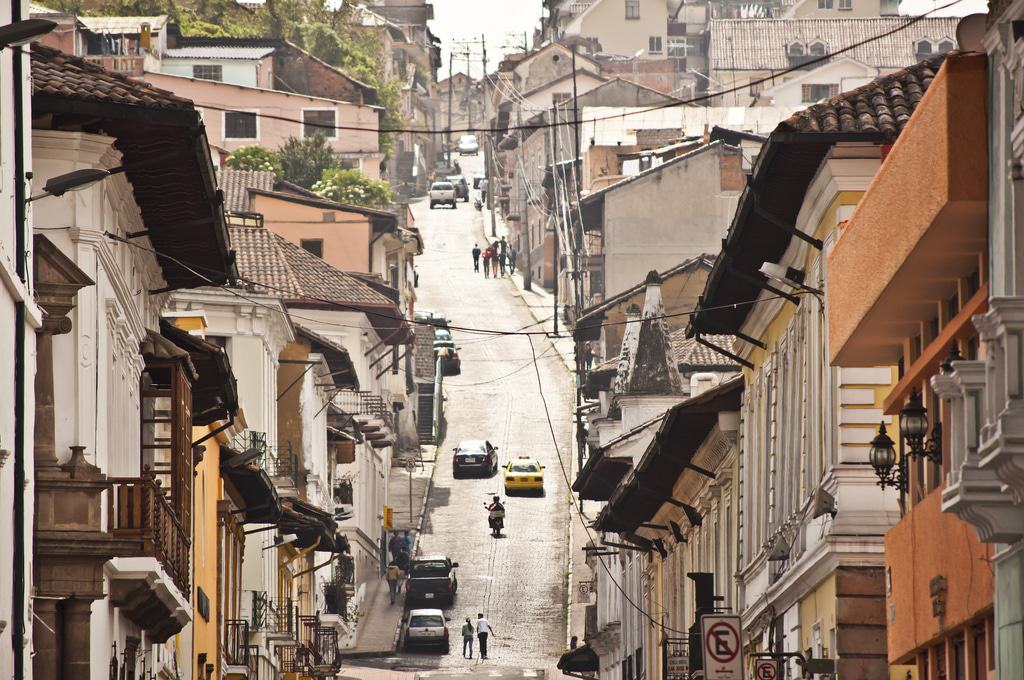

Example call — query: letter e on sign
[700,615,743,680]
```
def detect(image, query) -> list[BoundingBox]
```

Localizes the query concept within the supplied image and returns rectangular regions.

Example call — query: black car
[433,329,461,376]
[452,440,498,477]
[446,175,470,202]
[405,555,459,606]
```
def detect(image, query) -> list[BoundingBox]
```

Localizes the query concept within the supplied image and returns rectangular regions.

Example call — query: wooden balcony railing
[109,476,190,594]
[83,54,145,76]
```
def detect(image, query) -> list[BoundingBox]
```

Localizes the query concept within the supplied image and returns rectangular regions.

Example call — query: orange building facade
[827,53,998,678]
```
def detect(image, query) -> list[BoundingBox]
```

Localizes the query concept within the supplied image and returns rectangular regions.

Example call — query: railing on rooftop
[83,54,144,76]
[250,592,299,638]
[108,475,190,594]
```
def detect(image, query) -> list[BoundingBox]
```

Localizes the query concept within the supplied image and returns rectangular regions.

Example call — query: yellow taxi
[502,456,545,495]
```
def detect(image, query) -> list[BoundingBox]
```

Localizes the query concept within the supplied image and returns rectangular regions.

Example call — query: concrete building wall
[251,194,373,273]
[760,58,880,107]
[144,71,382,157]
[160,58,262,88]
[570,0,668,59]
[602,144,742,300]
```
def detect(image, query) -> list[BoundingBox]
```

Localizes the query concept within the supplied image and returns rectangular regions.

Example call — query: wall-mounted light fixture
[899,388,942,466]
[28,168,112,203]
[0,19,56,49]
[869,422,906,492]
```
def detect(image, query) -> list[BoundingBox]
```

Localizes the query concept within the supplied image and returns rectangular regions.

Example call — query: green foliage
[278,134,338,189]
[225,145,283,177]
[313,168,394,209]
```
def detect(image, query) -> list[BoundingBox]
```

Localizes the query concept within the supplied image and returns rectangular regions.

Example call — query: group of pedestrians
[385,531,413,605]
[460,613,496,659]
[472,237,516,279]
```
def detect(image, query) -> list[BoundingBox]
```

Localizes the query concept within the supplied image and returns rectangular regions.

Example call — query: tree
[278,134,339,189]
[225,145,283,176]
[313,168,394,209]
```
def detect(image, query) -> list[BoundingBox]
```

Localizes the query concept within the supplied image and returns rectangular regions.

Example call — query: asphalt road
[393,154,574,674]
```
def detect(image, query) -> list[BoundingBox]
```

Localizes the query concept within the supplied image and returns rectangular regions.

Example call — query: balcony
[278,616,342,677]
[225,619,260,678]
[83,54,145,76]
[106,476,191,641]
[231,431,304,490]
[249,592,299,641]
[335,390,395,448]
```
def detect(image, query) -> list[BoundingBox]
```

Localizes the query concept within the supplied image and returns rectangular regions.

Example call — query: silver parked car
[404,608,450,651]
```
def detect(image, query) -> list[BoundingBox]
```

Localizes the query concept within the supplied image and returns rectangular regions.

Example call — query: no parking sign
[700,615,743,680]
[754,659,778,680]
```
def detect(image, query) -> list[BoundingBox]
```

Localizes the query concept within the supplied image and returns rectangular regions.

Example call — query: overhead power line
[195,1,965,139]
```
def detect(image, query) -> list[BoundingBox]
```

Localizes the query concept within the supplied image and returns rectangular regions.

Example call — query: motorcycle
[486,503,505,537]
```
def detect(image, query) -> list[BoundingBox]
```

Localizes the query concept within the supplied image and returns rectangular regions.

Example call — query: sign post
[700,615,743,680]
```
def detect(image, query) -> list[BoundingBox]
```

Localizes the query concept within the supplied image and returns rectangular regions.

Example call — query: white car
[429,181,457,209]
[404,608,450,651]
[457,134,479,156]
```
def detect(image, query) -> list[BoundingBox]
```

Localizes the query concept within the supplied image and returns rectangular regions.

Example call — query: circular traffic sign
[754,660,777,680]
[704,620,740,664]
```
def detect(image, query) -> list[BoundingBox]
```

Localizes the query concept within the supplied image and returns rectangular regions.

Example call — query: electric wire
[526,335,689,636]
[185,2,966,139]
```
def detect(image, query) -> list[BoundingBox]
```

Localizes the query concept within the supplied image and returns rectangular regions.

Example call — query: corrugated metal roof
[78,15,169,33]
[709,17,960,71]
[581,105,796,147]
[163,46,276,60]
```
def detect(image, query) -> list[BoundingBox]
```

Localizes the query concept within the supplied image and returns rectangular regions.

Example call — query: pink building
[144,71,384,177]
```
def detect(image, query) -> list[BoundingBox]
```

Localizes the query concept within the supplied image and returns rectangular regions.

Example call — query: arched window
[916,39,935,58]
[808,40,827,56]
[938,39,955,53]
[787,41,806,56]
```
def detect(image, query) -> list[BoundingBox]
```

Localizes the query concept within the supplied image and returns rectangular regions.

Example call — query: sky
[429,0,544,79]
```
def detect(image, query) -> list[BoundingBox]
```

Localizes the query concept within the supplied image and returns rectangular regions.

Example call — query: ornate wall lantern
[869,422,907,492]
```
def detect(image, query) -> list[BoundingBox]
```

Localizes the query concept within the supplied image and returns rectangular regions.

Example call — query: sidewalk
[342,446,438,657]
[479,208,596,652]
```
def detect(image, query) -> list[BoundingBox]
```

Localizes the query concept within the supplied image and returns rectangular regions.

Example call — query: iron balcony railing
[249,592,299,638]
[230,431,303,487]
[334,390,393,427]
[225,619,250,667]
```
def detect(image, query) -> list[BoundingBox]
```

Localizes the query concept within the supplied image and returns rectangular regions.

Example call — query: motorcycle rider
[486,495,505,536]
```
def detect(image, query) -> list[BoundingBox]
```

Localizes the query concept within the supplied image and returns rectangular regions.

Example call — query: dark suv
[446,175,470,202]
[406,555,459,605]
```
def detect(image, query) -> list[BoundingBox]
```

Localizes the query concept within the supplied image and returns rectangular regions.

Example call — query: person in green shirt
[461,618,475,658]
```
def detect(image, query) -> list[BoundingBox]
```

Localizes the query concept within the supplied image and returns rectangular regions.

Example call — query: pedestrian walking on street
[476,613,495,659]
[508,246,517,275]
[490,242,500,277]
[498,250,507,276]
[386,559,402,605]
[462,618,475,658]
[482,247,492,278]
[472,243,481,272]
[388,532,404,561]
[403,530,413,553]
[498,236,508,258]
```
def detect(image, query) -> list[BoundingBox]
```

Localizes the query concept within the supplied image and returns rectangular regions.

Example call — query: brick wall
[272,44,376,106]
[718,146,745,191]
[414,325,435,380]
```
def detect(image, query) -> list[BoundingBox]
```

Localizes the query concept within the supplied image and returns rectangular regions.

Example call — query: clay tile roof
[217,169,276,213]
[671,331,736,369]
[780,52,948,140]
[230,225,394,308]
[31,44,192,111]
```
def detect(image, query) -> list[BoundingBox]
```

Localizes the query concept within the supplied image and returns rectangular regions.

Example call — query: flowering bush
[313,168,394,209]
[225,145,282,177]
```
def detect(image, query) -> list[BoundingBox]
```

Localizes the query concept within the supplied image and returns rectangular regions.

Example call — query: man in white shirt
[476,613,496,659]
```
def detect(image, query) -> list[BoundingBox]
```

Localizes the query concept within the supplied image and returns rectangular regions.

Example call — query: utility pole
[571,47,582,196]
[547,105,560,336]
[446,51,454,167]
[482,34,497,238]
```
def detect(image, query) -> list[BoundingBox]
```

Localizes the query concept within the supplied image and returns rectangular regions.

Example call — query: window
[788,42,805,56]
[300,239,324,258]
[750,80,764,96]
[192,64,222,81]
[224,111,257,139]
[303,109,337,138]
[808,40,827,56]
[915,39,935,60]
[817,0,833,7]
[552,92,573,105]
[801,83,838,102]
[140,357,193,527]
[625,0,640,18]
[648,36,663,53]
[938,39,955,53]
[838,0,852,8]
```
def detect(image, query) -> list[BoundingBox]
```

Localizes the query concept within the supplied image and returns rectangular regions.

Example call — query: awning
[597,377,743,534]
[294,324,359,390]
[557,644,599,675]
[279,498,346,553]
[573,448,632,502]
[159,320,239,425]
[219,447,281,524]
